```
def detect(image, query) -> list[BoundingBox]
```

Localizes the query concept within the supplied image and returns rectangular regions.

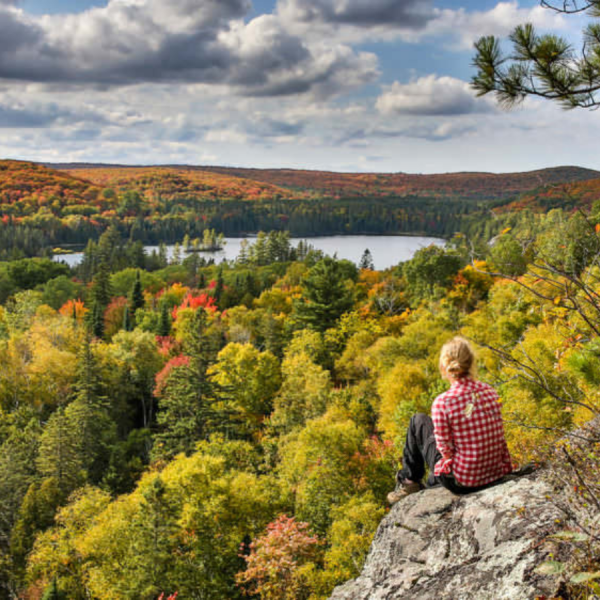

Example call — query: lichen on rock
[330,473,564,600]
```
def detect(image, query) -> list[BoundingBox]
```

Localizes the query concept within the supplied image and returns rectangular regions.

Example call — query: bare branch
[541,0,597,14]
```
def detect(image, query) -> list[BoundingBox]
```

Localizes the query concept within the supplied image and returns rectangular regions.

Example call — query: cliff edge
[330,473,564,600]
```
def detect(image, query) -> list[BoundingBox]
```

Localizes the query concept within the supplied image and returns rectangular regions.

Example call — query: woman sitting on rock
[388,337,513,504]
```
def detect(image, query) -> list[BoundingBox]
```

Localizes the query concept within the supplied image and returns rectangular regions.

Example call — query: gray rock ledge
[330,474,563,600]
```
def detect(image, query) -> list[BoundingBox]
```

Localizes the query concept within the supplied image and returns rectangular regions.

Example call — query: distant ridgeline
[0,159,598,257]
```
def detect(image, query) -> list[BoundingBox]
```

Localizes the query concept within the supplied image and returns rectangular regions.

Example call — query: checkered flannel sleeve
[432,397,454,476]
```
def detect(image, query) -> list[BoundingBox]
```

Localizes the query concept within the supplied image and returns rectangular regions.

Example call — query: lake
[54,235,445,271]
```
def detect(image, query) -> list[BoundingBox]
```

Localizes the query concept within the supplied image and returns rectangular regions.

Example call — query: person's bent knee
[411,413,429,427]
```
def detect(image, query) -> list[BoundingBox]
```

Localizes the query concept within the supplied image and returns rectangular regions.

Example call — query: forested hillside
[58,163,600,200]
[62,167,297,202]
[498,177,600,213]
[0,160,594,259]
[0,205,600,598]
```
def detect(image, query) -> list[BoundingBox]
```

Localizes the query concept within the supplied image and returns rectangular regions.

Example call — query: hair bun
[439,337,476,378]
[445,360,463,373]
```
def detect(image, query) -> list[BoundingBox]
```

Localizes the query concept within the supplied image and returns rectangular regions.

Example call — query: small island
[183,229,225,253]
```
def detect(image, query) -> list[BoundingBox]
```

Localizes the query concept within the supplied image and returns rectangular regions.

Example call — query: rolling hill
[497,176,600,212]
[53,163,600,201]
[61,166,296,202]
[0,160,103,211]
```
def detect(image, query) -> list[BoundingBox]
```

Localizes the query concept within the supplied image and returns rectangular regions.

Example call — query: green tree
[309,494,385,597]
[88,301,104,339]
[40,276,82,310]
[0,418,40,589]
[91,261,112,312]
[129,270,145,318]
[489,235,528,277]
[359,249,374,270]
[122,305,132,332]
[153,309,216,459]
[270,351,331,433]
[36,409,83,495]
[214,266,225,305]
[10,478,64,583]
[158,302,172,337]
[209,343,281,439]
[294,257,356,332]
[65,338,116,484]
[402,245,464,300]
[117,190,143,217]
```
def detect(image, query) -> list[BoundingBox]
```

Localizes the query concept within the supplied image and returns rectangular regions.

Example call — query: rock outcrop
[330,473,564,600]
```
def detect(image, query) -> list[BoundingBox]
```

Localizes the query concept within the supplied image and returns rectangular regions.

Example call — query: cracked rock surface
[330,474,562,600]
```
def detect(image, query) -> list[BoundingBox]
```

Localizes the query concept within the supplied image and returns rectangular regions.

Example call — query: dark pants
[396,413,492,495]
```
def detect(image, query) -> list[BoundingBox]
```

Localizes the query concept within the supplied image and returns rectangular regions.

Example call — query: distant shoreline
[52,232,446,256]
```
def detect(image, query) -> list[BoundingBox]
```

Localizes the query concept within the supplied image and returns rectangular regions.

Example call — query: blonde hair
[439,337,476,379]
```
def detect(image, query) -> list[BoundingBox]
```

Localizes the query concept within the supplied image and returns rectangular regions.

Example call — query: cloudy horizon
[0,0,597,174]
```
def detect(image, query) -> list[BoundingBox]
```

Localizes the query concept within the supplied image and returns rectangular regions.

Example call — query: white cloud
[376,75,495,116]
[425,1,569,49]
[0,0,378,101]
[221,15,379,98]
[277,0,570,48]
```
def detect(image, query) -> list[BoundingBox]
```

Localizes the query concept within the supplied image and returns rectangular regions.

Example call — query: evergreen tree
[359,249,374,270]
[91,261,112,310]
[184,252,200,285]
[238,239,250,265]
[214,267,224,304]
[172,243,182,265]
[9,478,64,584]
[65,337,116,484]
[36,409,83,495]
[244,273,257,298]
[88,301,105,339]
[78,239,98,282]
[123,305,132,332]
[294,257,356,332]
[97,226,123,271]
[128,476,178,595]
[153,309,216,459]
[129,270,145,316]
[253,232,268,266]
[126,240,146,269]
[158,302,172,337]
[158,243,168,268]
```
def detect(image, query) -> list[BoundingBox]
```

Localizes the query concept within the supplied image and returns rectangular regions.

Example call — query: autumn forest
[1,160,600,598]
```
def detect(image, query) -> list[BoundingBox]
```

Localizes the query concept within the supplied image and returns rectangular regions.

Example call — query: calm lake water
[54,235,445,271]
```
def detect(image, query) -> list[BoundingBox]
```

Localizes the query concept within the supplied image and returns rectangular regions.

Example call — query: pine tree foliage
[153,309,216,459]
[129,270,145,315]
[66,337,116,484]
[294,257,356,332]
[36,409,83,495]
[472,1,600,108]
[359,249,374,270]
[158,302,171,337]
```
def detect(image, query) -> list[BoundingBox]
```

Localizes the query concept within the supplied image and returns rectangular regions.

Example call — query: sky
[0,0,597,173]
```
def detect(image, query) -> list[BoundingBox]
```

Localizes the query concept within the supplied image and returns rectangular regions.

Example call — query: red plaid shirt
[432,377,512,488]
